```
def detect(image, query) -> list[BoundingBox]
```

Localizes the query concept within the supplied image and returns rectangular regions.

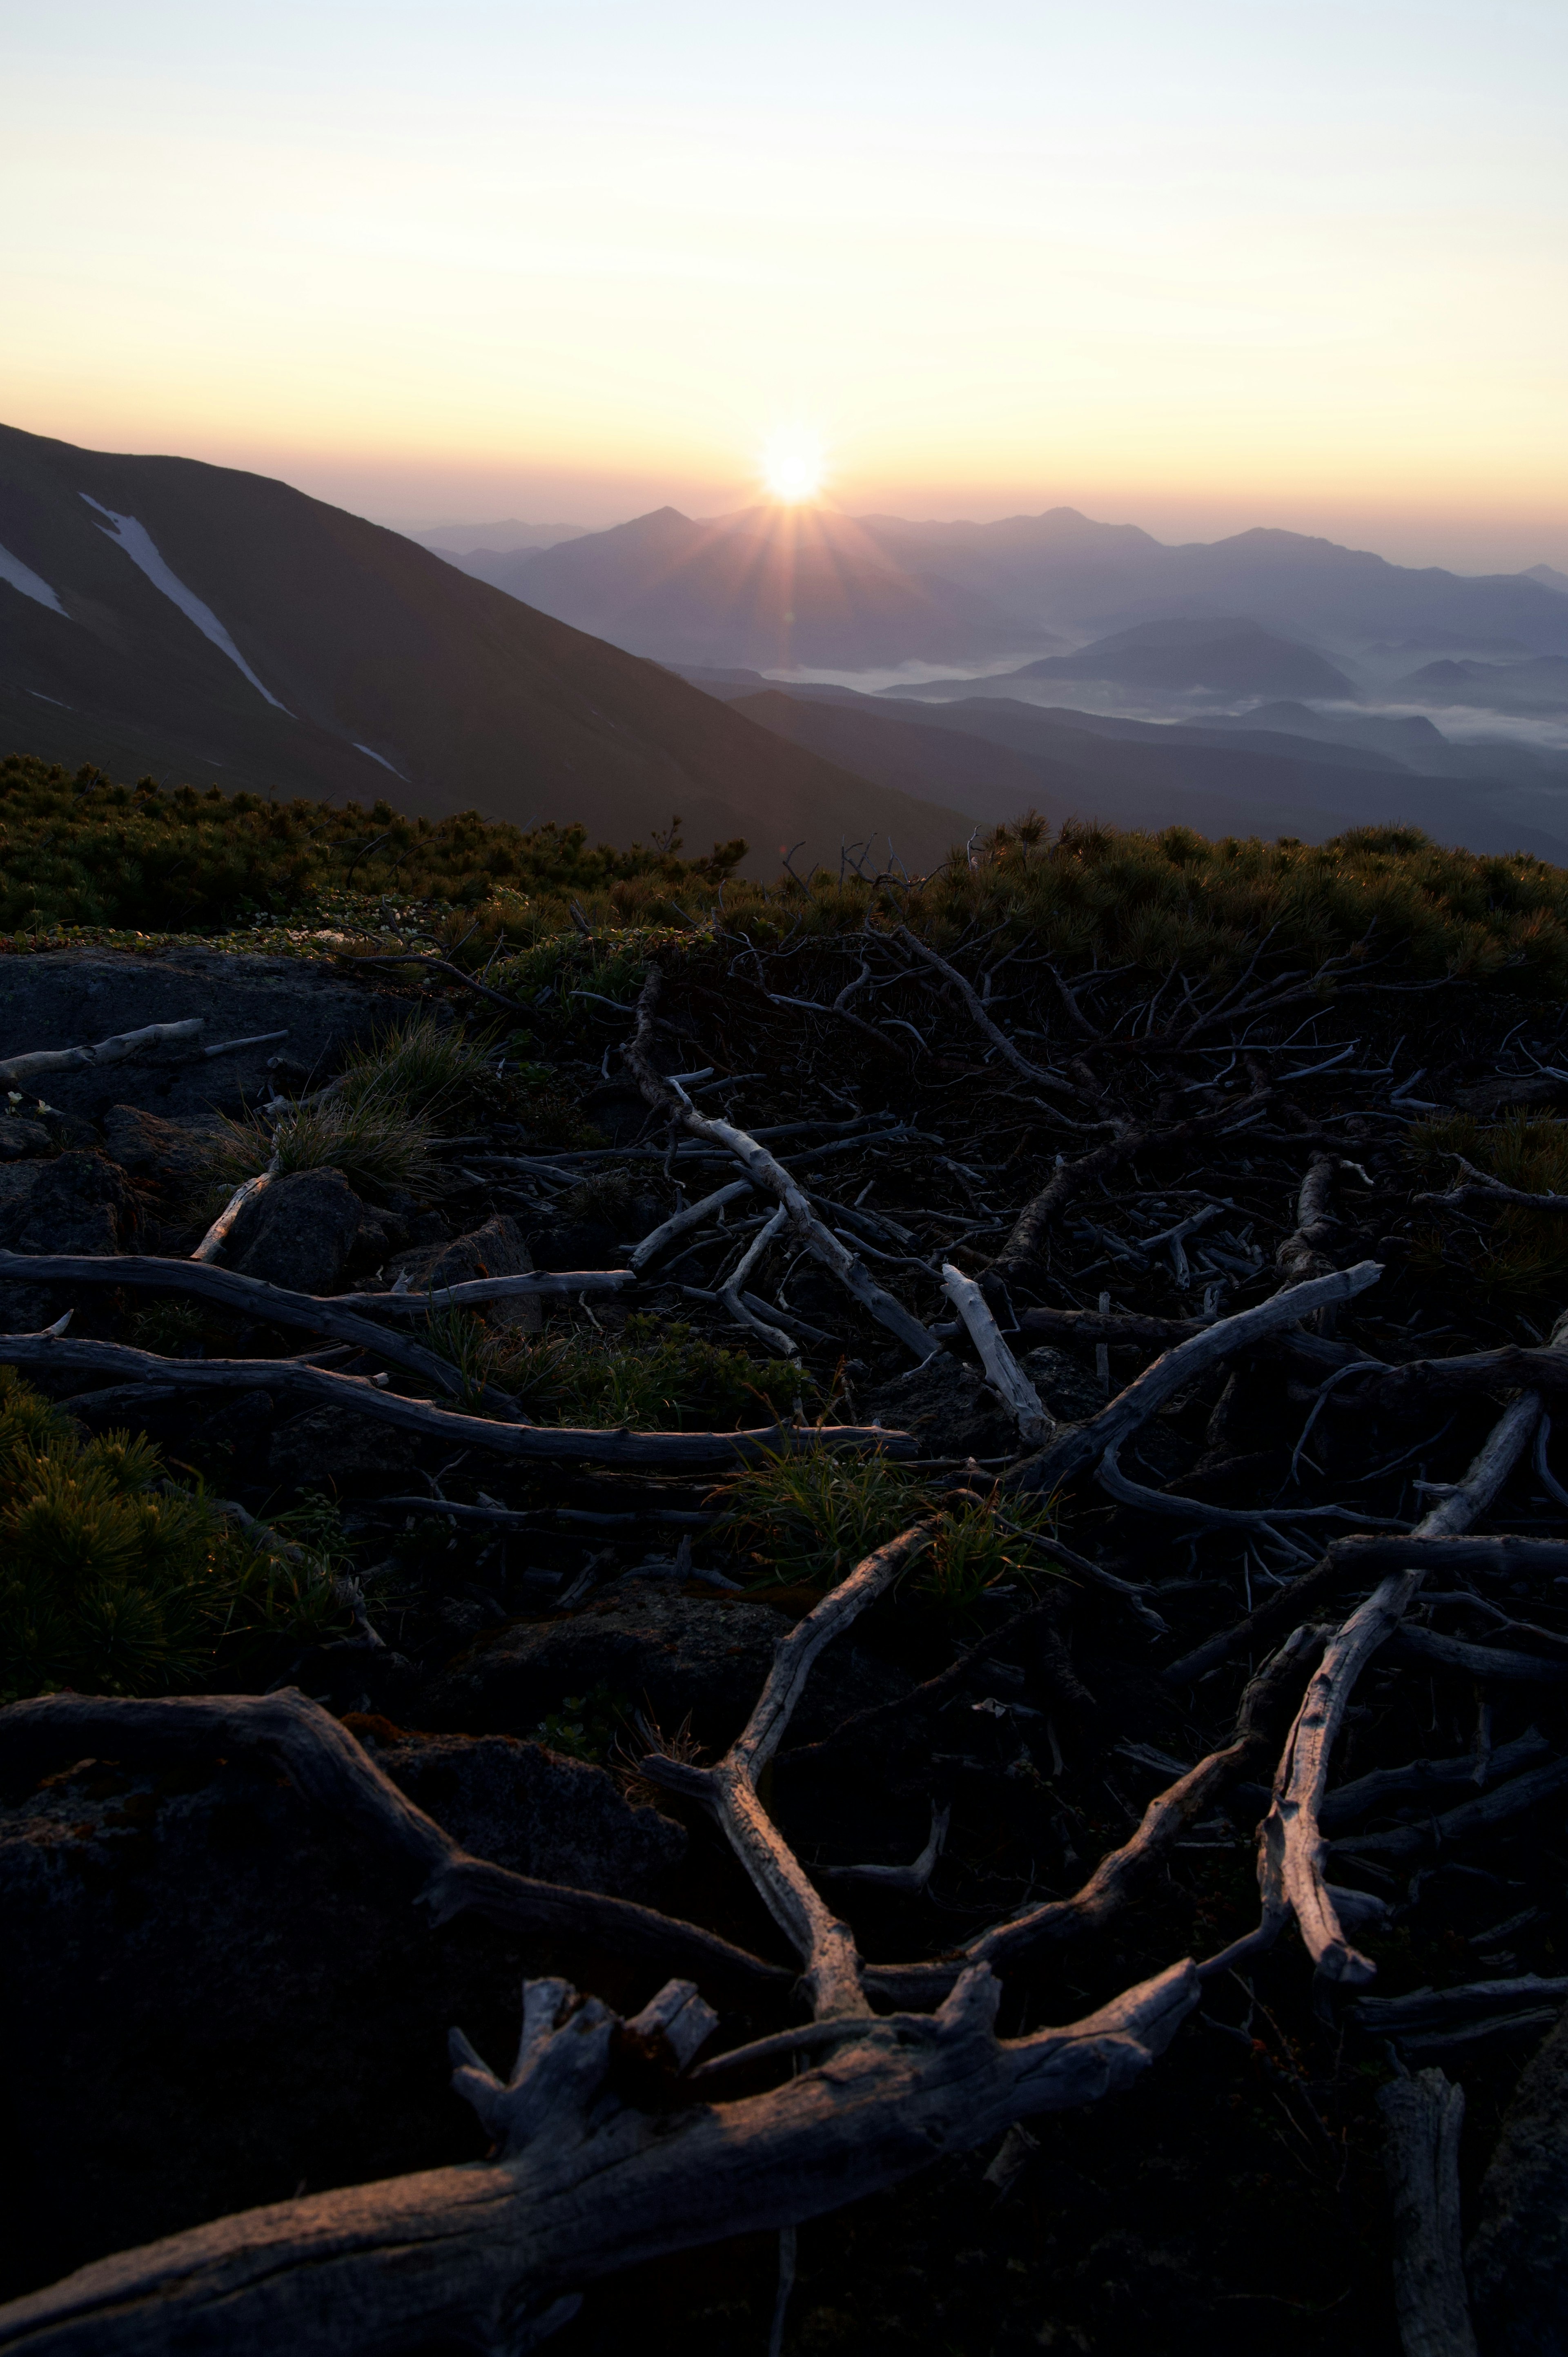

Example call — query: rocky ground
[2,936,1567,2354]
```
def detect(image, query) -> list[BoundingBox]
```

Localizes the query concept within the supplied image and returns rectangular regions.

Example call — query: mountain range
[440,502,1568,678]
[5,420,1568,876]
[0,424,969,870]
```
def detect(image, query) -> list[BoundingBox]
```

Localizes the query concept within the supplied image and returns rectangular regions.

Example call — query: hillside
[0,424,969,873]
[716,681,1568,863]
[1001,615,1356,699]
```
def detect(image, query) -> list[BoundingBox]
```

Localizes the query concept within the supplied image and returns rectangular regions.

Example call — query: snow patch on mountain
[0,542,69,616]
[353,743,405,778]
[80,496,290,711]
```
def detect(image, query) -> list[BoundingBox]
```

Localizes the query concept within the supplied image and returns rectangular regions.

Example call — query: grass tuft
[0,1370,342,1699]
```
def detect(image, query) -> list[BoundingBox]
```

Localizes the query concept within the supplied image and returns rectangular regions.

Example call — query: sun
[761,427,825,505]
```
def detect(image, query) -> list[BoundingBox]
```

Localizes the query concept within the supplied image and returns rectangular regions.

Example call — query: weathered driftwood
[0,1691,789,1997]
[624,968,940,1360]
[1095,1433,1405,1531]
[941,1262,1053,1447]
[719,1204,797,1355]
[861,1624,1325,2007]
[1376,2070,1479,2357]
[990,1077,1276,1280]
[1258,1354,1556,1988]
[200,1028,290,1059]
[1354,1978,1568,2038]
[1330,1754,1568,1858]
[192,1153,279,1262]
[0,1251,486,1406]
[628,1179,755,1270]
[894,927,1076,1098]
[1415,1155,1568,1213]
[0,1016,204,1086]
[1163,1534,1568,1687]
[0,1956,1199,2357]
[1011,1260,1382,1494]
[0,1554,1208,2357]
[644,1521,943,2018]
[1318,1724,1550,1830]
[338,1271,634,1311]
[0,1327,915,1468]
[1383,1625,1568,1682]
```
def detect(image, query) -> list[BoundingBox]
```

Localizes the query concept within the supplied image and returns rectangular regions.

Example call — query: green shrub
[0,1371,341,1699]
[429,1313,813,1429]
[1408,1113,1568,1300]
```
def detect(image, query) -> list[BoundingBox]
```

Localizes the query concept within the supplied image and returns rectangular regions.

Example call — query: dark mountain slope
[1002,616,1355,698]
[720,683,1568,863]
[0,424,971,871]
[1391,656,1568,713]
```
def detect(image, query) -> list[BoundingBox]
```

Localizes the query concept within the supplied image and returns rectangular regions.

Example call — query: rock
[0,1119,51,1161]
[226,1166,363,1293]
[100,1102,211,1183]
[523,1217,624,1271]
[864,1350,1016,1461]
[579,1081,652,1145]
[1,1149,139,1253]
[0,948,405,1128]
[267,1400,415,1492]
[1468,2003,1568,2353]
[0,1751,520,2299]
[423,1578,906,1750]
[360,1727,686,1897]
[1020,1343,1106,1423]
[390,1213,541,1332]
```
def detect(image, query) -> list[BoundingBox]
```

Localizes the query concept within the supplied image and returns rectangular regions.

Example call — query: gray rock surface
[423,1578,907,1749]
[368,1727,685,1895]
[0,1746,564,2300]
[101,1101,211,1182]
[1468,2003,1568,2354]
[0,1118,51,1160]
[864,1350,1016,1460]
[0,949,404,1127]
[267,1398,416,1490]
[226,1166,364,1292]
[0,1149,139,1253]
[391,1212,540,1331]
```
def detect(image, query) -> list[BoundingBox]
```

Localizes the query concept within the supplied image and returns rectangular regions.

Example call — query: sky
[3,0,1566,571]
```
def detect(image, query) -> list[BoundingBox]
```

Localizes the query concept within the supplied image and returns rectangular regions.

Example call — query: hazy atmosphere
[5,8,1568,2356]
[5,0,1566,569]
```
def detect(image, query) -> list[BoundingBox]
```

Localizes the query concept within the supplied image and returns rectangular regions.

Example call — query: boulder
[0,1119,51,1162]
[226,1166,363,1293]
[362,1726,686,1896]
[864,1350,1016,1461]
[0,948,403,1128]
[423,1578,906,1750]
[268,1399,415,1492]
[1021,1343,1107,1423]
[0,1748,529,2299]
[101,1102,211,1184]
[0,1149,139,1253]
[1468,2003,1568,2353]
[390,1213,541,1332]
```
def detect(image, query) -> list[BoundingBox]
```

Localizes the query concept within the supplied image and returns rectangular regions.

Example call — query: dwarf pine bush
[0,1372,340,1699]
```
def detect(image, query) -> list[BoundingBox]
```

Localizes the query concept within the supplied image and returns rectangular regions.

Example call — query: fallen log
[0,1017,204,1086]
[0,1328,916,1468]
